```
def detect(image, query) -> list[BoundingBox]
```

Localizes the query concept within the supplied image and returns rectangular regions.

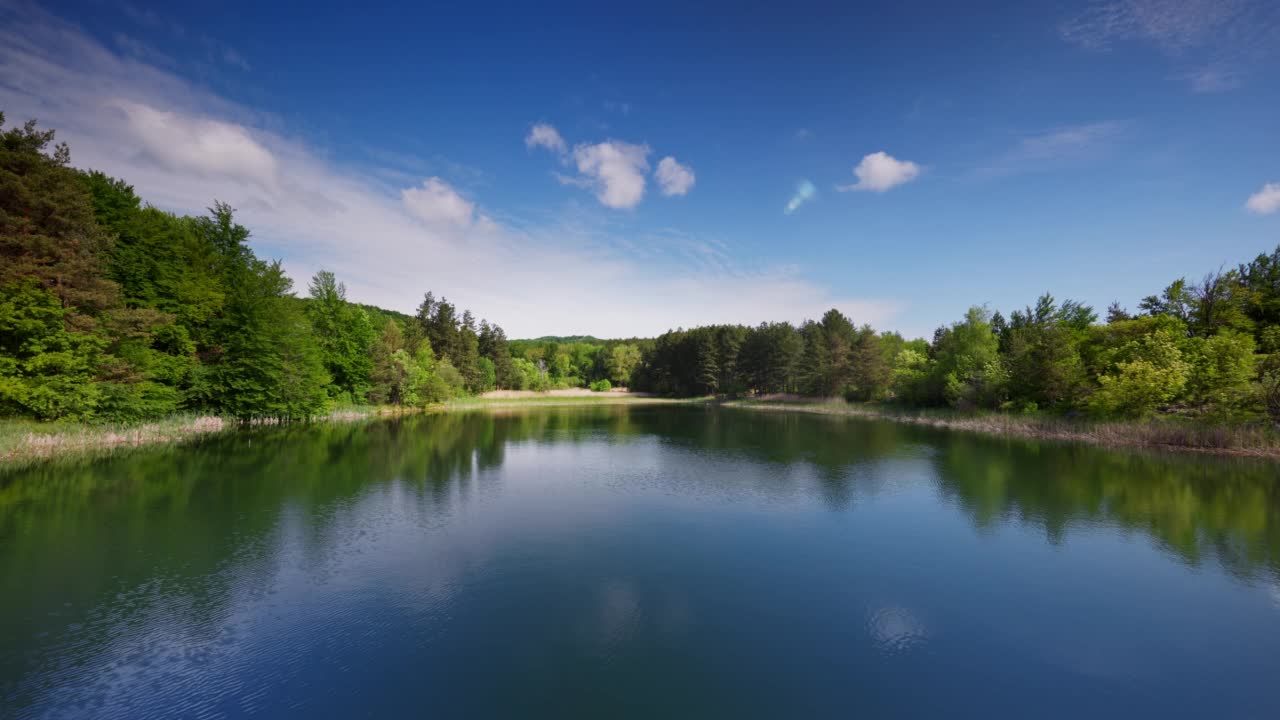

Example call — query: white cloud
[1246,183,1280,215]
[837,152,920,193]
[571,140,650,209]
[654,156,695,197]
[525,123,566,154]
[401,177,476,226]
[0,3,901,338]
[108,99,279,193]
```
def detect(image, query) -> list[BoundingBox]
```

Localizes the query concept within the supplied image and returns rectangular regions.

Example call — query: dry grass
[727,398,1280,460]
[0,414,230,467]
[0,405,424,469]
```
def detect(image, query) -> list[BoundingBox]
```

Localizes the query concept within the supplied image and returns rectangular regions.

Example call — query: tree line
[3,113,1279,425]
[0,114,555,421]
[631,261,1280,422]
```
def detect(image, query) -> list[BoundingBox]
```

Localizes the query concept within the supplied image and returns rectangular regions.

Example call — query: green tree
[455,310,483,391]
[929,307,1001,409]
[369,319,408,405]
[478,321,517,388]
[306,270,374,402]
[1002,294,1092,410]
[197,204,328,420]
[847,325,890,401]
[1090,330,1189,418]
[606,343,642,386]
[0,278,104,419]
[1182,330,1256,415]
[738,322,803,394]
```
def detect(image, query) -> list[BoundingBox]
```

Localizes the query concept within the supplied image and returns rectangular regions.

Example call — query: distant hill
[516,335,604,344]
[354,302,412,327]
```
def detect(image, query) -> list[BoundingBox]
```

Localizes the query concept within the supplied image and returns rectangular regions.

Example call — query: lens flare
[784,180,816,214]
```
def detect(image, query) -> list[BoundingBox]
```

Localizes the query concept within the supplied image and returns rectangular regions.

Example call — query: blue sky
[2,0,1278,338]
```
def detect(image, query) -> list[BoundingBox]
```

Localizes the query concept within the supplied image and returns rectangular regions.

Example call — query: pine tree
[455,310,483,392]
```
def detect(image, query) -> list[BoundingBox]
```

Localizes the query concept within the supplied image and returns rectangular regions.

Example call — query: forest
[2,113,1279,425]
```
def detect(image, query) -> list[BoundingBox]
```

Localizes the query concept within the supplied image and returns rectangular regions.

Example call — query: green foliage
[1090,331,1189,418]
[931,307,1002,409]
[478,321,517,388]
[1182,330,1256,414]
[476,356,497,393]
[4,112,1280,430]
[1001,294,1091,410]
[306,271,374,399]
[799,309,857,396]
[511,357,549,391]
[435,358,467,397]
[889,348,931,405]
[1259,354,1280,423]
[0,279,104,420]
[589,379,612,392]
[606,343,641,386]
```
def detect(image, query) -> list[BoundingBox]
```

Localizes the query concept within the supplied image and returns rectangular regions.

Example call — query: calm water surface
[2,406,1279,718]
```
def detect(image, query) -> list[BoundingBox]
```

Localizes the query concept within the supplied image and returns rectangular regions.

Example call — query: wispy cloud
[112,32,175,68]
[222,47,251,71]
[1181,65,1245,92]
[836,152,921,193]
[0,2,895,336]
[1060,0,1249,51]
[1060,0,1280,91]
[973,122,1124,179]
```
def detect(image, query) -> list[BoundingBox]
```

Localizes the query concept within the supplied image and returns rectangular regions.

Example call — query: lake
[2,405,1278,718]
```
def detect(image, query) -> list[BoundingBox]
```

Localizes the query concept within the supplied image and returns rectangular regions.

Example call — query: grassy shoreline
[724,398,1280,460]
[0,394,689,468]
[6,393,1278,468]
[0,405,423,469]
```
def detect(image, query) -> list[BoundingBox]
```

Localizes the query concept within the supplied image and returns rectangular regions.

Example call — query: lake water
[1,405,1278,718]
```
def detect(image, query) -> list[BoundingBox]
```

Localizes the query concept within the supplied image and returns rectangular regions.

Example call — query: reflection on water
[1,405,1278,718]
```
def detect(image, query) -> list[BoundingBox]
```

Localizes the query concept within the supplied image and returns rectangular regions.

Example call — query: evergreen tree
[479,321,517,389]
[696,332,719,394]
[847,325,889,401]
[455,309,482,391]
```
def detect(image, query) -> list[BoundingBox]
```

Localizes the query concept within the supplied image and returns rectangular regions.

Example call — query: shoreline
[723,399,1280,461]
[5,393,1279,469]
[0,394,686,468]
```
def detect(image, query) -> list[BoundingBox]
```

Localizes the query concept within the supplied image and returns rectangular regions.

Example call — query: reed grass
[0,405,424,469]
[728,398,1280,459]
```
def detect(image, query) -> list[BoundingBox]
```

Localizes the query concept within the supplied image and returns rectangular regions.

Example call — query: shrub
[589,379,612,392]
